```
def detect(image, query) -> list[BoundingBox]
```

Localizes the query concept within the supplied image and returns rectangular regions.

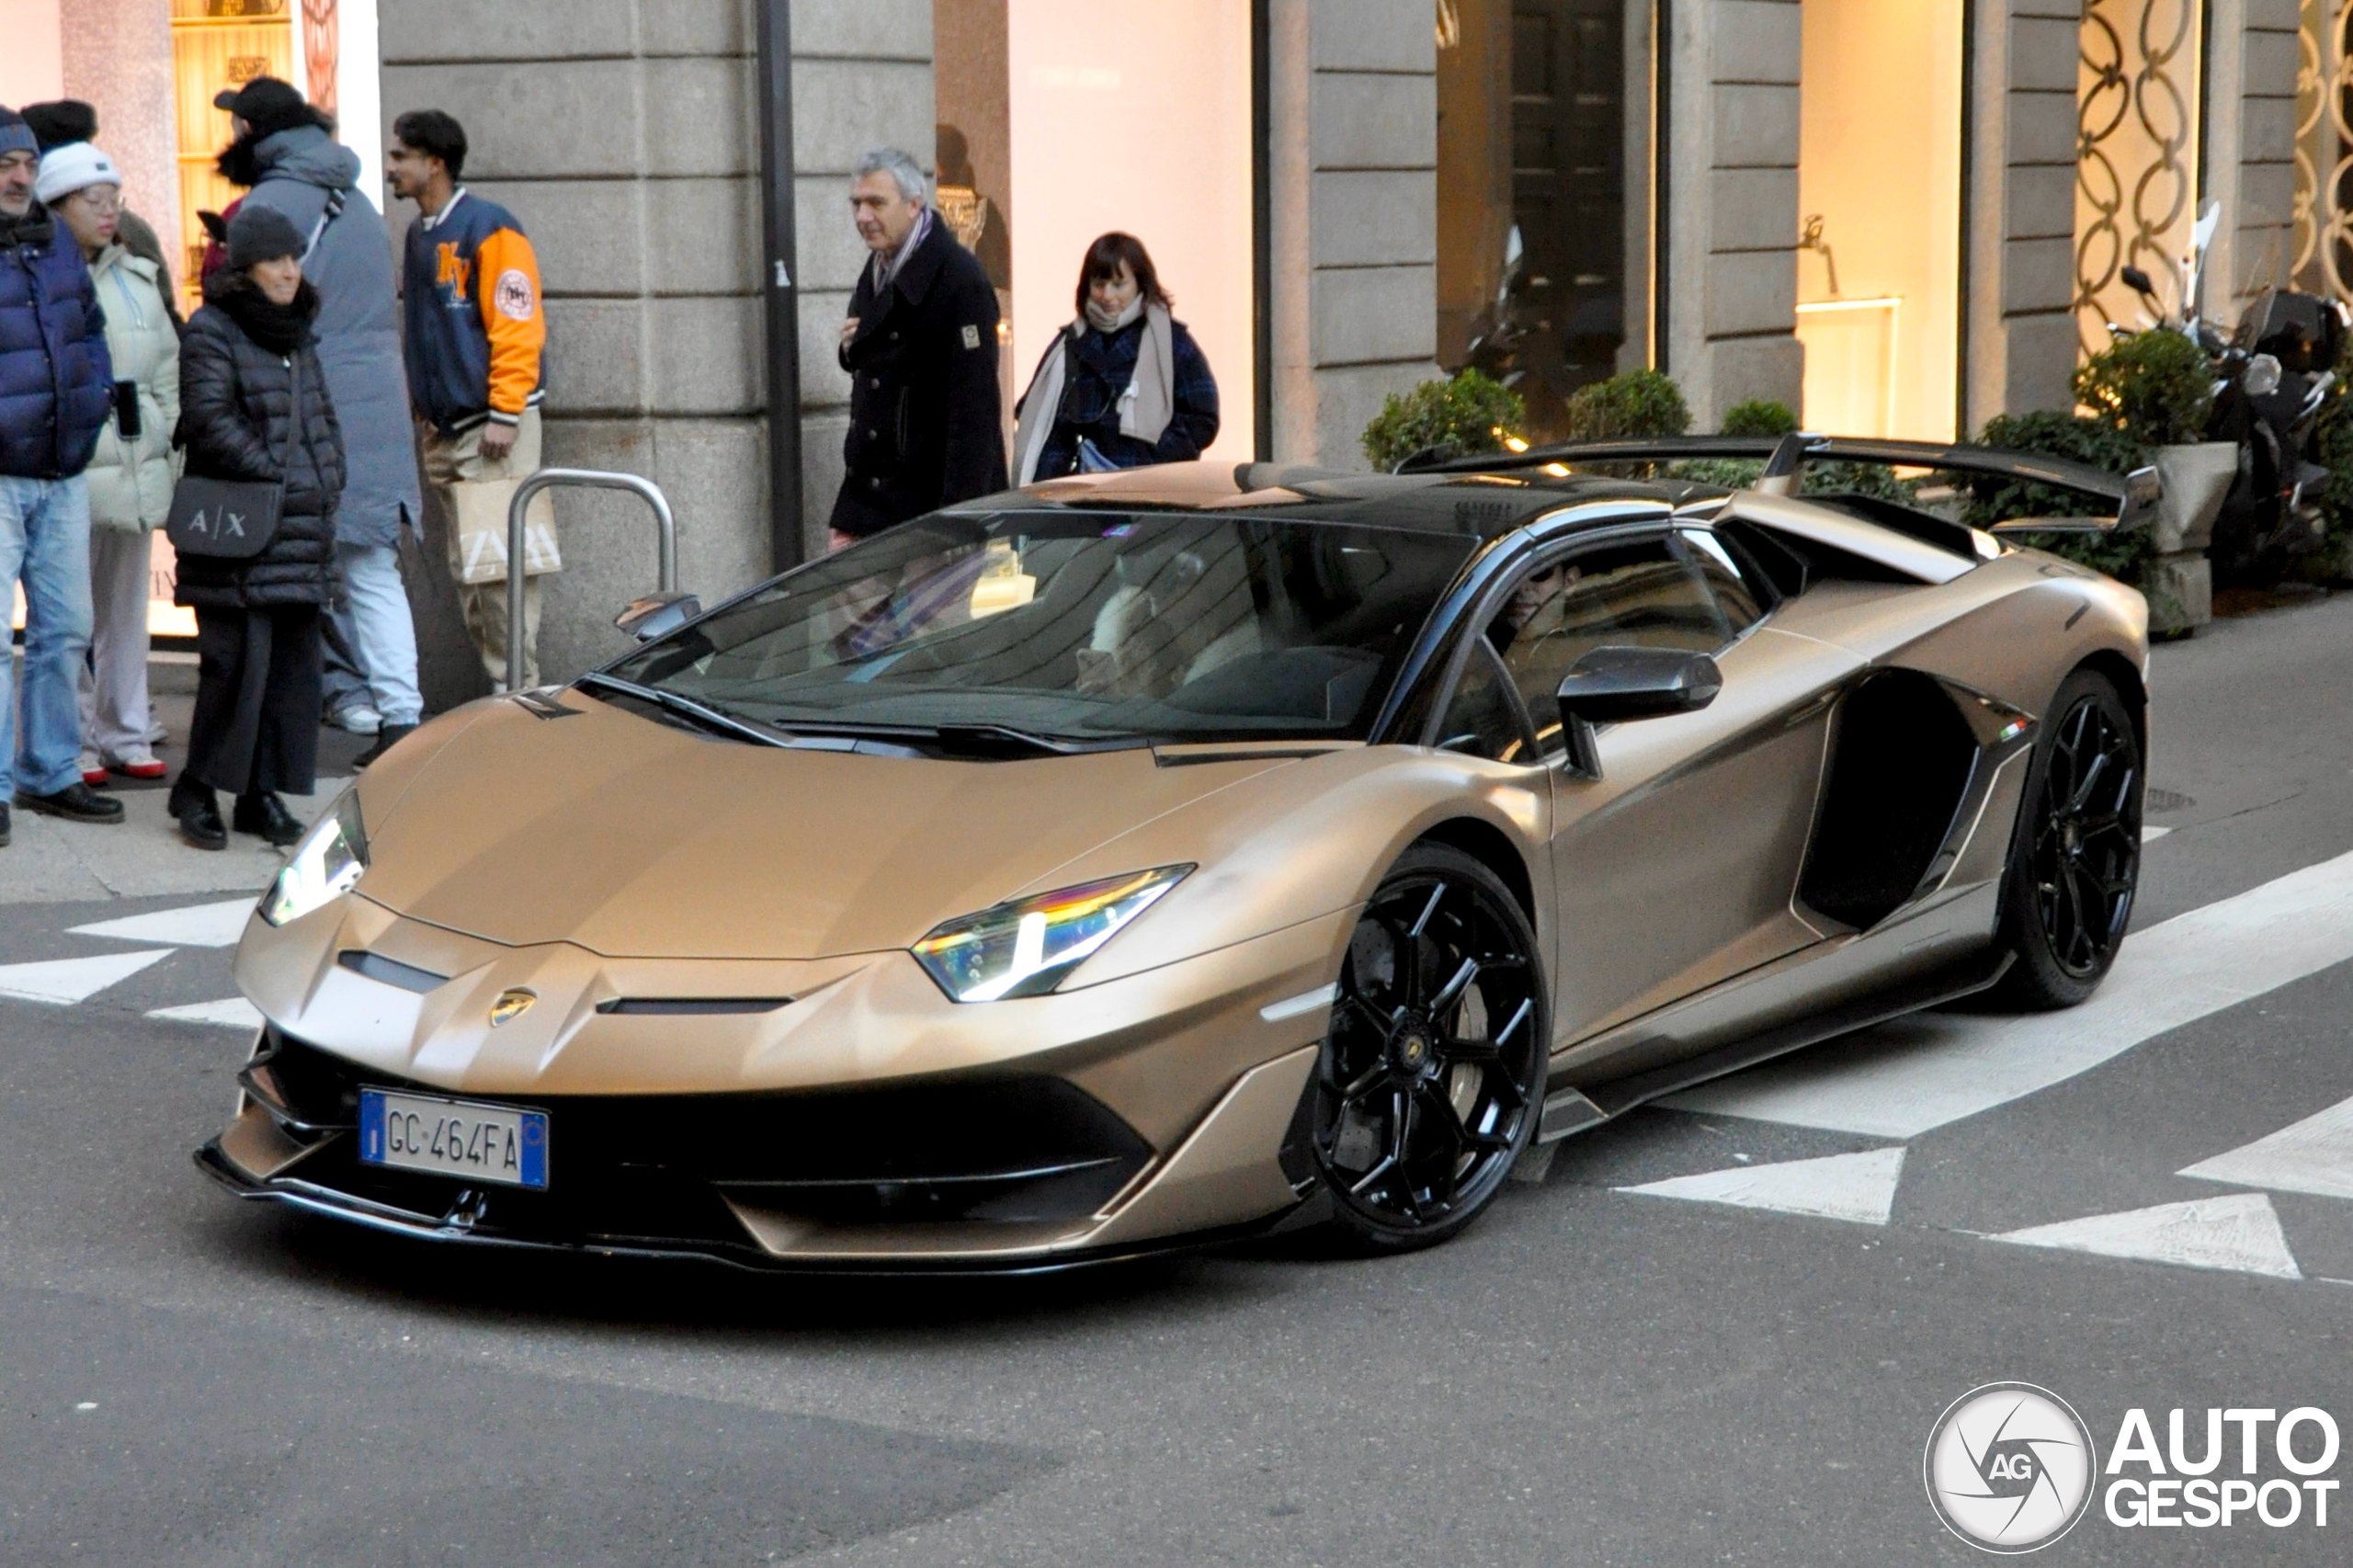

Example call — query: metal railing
[505,469,677,693]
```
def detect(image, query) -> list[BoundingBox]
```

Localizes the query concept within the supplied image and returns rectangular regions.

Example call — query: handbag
[165,356,304,562]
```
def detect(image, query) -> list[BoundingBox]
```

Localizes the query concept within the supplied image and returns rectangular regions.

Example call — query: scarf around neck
[210,274,319,356]
[1084,294,1144,335]
[1011,301,1177,484]
[0,203,56,250]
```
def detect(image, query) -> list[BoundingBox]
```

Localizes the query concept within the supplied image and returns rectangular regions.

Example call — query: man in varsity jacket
[387,108,553,690]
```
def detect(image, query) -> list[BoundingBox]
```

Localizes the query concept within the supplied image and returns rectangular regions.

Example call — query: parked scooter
[2109,201,2343,585]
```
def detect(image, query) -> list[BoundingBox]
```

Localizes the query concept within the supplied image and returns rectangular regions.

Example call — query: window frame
[1404,519,1779,764]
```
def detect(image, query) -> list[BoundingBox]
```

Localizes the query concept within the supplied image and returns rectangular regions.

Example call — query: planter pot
[2144,550,2211,637]
[2150,441,2238,554]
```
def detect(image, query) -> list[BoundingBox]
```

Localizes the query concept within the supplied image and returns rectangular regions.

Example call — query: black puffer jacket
[174,277,345,609]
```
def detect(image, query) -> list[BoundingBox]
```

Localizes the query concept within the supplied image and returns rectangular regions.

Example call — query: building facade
[0,1,2325,702]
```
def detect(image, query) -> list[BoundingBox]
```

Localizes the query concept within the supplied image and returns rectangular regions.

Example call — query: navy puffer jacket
[0,206,113,480]
[174,277,344,610]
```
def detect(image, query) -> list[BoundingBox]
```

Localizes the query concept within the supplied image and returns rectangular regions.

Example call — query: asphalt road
[8,595,2353,1565]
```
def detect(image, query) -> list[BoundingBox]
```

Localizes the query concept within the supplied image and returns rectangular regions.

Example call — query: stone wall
[1665,0,1804,428]
[1963,0,2081,428]
[2203,0,2303,321]
[1267,0,1440,466]
[380,0,771,708]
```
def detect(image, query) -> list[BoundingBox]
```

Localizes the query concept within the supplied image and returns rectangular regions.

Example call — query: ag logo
[488,988,537,1028]
[1925,1383,2097,1553]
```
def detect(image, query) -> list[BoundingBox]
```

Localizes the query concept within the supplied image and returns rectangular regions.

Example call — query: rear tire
[1990,667,2143,1009]
[1309,844,1547,1252]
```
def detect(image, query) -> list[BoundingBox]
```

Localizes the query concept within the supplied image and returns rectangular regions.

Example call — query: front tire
[1309,844,1547,1252]
[1991,667,2143,1009]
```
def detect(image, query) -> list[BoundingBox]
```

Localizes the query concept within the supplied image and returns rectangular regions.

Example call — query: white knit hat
[35,142,121,206]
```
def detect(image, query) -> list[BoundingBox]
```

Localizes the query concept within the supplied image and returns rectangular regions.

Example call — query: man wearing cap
[0,104,123,847]
[213,76,424,767]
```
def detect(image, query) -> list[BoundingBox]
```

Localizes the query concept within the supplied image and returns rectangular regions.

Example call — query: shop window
[1437,0,1658,441]
[1795,0,1964,440]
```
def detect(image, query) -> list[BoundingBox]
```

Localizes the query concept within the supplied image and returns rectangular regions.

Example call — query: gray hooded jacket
[239,124,421,551]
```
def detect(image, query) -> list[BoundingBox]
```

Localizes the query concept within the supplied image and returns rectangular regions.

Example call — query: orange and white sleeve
[472,226,547,425]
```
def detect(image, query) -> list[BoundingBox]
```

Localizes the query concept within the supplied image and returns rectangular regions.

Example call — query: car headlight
[259,790,369,927]
[913,865,1192,1002]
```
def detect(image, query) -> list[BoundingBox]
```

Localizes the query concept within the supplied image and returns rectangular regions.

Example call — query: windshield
[604,511,1478,744]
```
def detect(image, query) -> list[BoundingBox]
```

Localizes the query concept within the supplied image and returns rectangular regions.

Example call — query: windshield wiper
[930,724,1149,759]
[575,671,790,749]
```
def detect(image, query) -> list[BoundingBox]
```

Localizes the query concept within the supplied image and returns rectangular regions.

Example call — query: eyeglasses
[67,187,121,213]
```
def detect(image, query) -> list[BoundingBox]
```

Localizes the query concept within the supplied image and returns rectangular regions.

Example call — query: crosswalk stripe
[1664,847,2353,1138]
[0,949,176,1006]
[2179,1093,2353,1201]
[1615,1146,1904,1226]
[146,997,266,1031]
[1989,1193,2303,1279]
[70,898,257,949]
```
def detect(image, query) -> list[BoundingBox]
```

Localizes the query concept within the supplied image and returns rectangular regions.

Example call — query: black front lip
[194,1140,1301,1278]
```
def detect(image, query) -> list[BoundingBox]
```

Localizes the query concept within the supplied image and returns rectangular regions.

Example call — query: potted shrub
[1563,368,1690,440]
[1361,368,1525,471]
[1961,410,2187,631]
[2073,330,2234,561]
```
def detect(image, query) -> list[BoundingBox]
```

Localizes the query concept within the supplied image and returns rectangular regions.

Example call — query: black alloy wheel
[1312,843,1547,1250]
[1994,667,2143,1009]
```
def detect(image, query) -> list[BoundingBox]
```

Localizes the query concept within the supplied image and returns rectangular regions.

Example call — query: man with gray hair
[828,147,1005,548]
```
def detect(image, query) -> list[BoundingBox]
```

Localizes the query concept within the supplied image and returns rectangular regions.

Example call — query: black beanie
[226,203,306,271]
[21,99,98,152]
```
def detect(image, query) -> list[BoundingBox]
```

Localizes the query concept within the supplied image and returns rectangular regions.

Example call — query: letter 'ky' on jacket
[828,215,1007,539]
[175,276,346,611]
[402,189,546,437]
[0,204,113,481]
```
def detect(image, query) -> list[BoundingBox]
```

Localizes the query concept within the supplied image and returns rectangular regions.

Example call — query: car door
[1476,528,1862,1066]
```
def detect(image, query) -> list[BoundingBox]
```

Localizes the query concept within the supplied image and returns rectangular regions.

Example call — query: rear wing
[1403,433,2162,536]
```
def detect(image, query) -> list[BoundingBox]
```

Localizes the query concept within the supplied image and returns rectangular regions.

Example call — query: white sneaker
[332,704,383,736]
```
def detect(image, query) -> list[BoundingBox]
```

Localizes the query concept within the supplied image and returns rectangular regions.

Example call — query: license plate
[358,1089,549,1189]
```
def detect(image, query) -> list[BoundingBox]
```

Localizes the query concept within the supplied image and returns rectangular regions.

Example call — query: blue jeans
[335,540,423,726]
[0,474,94,799]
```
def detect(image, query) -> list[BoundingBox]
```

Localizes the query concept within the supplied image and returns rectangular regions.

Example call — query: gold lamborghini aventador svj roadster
[201,436,2157,1271]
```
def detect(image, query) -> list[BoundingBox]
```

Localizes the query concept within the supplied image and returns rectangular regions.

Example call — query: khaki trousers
[421,408,551,689]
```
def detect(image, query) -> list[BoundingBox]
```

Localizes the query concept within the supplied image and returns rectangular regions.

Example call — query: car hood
[351,691,1296,960]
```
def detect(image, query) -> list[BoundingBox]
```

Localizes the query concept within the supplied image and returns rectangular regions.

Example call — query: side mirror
[614,592,700,642]
[1554,645,1722,778]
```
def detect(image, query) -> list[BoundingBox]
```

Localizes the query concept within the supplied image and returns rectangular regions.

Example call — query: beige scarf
[1012,301,1175,485]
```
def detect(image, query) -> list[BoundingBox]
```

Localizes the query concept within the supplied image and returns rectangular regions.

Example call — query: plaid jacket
[1032,313,1219,477]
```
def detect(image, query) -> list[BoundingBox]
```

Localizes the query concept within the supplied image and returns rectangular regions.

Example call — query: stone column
[1267,0,1439,467]
[1665,0,1803,430]
[2201,0,2302,321]
[59,0,180,266]
[1961,0,2080,430]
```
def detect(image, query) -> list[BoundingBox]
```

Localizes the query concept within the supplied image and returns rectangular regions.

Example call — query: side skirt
[1536,947,2014,1141]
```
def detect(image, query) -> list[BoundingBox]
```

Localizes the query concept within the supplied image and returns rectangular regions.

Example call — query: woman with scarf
[1012,232,1219,484]
[168,205,344,851]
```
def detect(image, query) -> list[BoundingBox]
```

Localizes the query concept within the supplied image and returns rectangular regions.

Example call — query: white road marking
[2143,824,2172,842]
[0,949,175,1006]
[1989,1193,2303,1279]
[69,897,256,949]
[2180,1093,2353,1200]
[146,997,265,1031]
[1615,1146,1904,1226]
[1664,847,2353,1138]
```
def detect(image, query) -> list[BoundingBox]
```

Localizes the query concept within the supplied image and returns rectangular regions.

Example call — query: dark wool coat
[829,217,1006,538]
[174,288,346,610]
[0,207,113,481]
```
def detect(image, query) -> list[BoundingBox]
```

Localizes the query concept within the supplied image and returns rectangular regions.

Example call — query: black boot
[0,801,10,847]
[172,782,227,851]
[14,780,126,824]
[352,722,416,770]
[233,791,305,846]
